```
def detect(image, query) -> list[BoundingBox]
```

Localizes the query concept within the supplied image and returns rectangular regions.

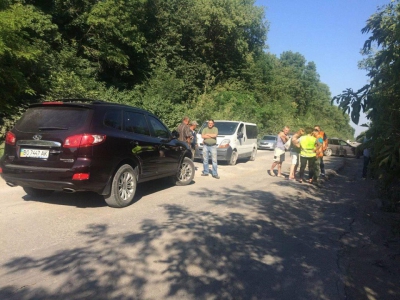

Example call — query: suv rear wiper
[38,127,68,131]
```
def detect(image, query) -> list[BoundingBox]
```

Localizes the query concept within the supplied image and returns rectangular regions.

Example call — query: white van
[195,120,258,165]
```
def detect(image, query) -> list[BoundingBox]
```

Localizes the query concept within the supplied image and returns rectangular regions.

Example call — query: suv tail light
[5,132,16,145]
[64,134,106,148]
[72,173,90,180]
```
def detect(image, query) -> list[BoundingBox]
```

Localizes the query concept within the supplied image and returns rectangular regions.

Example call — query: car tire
[23,187,53,197]
[104,164,137,208]
[229,150,238,165]
[249,148,257,161]
[173,157,195,186]
[324,148,332,156]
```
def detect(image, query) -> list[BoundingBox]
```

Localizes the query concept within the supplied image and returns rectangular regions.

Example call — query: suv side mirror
[237,132,244,139]
[171,130,179,139]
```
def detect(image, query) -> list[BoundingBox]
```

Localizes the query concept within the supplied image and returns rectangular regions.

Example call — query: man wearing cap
[189,120,198,159]
[313,125,328,178]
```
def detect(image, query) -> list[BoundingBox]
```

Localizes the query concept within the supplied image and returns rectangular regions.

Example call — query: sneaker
[212,175,220,179]
[201,173,209,176]
[320,173,325,177]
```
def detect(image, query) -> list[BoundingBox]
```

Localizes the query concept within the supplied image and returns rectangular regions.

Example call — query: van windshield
[199,121,239,135]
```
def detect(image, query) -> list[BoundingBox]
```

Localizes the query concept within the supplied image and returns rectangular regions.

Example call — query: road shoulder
[326,158,400,299]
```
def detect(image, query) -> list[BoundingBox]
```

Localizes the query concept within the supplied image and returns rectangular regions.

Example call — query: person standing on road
[299,127,318,183]
[362,137,372,179]
[177,116,192,147]
[288,128,304,180]
[201,119,220,179]
[269,126,290,178]
[314,125,328,177]
[313,129,324,184]
[189,120,198,159]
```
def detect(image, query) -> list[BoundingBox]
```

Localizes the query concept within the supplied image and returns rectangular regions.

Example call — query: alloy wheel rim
[118,171,135,201]
[179,162,192,181]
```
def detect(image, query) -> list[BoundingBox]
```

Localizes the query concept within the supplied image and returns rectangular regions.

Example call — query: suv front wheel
[173,157,195,186]
[104,164,137,208]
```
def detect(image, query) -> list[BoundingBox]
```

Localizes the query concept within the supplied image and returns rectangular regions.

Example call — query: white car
[257,135,277,150]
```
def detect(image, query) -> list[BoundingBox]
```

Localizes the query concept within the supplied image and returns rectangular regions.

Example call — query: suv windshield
[262,135,276,141]
[199,121,239,135]
[15,107,89,132]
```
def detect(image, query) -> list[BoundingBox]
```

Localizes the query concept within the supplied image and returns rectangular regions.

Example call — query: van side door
[236,123,247,155]
[245,124,258,155]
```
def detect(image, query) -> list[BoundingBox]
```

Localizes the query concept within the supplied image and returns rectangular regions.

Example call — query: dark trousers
[320,156,325,175]
[300,156,316,180]
[362,156,371,178]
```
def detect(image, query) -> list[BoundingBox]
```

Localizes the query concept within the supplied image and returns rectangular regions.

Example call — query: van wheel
[23,187,53,197]
[229,151,238,165]
[250,148,257,161]
[173,157,195,186]
[104,164,137,208]
[324,148,332,156]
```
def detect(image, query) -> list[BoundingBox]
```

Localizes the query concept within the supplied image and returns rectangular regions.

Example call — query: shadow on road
[20,178,186,208]
[1,158,397,299]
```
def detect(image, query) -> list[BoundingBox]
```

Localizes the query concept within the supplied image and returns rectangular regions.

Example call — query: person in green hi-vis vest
[299,127,321,184]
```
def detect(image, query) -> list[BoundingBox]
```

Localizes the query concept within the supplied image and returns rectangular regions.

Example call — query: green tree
[332,0,400,205]
[0,2,59,135]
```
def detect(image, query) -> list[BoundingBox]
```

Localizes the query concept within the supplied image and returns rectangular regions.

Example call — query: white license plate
[20,148,49,159]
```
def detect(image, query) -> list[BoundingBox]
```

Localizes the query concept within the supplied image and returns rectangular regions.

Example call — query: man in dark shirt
[177,116,192,147]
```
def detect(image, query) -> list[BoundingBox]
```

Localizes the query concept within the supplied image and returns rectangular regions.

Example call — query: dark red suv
[0,99,195,207]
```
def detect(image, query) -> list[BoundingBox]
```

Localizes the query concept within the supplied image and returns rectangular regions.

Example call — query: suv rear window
[15,107,89,132]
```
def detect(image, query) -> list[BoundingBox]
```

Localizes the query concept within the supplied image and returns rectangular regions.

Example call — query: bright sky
[255,0,389,138]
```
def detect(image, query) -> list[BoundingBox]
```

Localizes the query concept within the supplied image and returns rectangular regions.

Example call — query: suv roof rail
[56,98,108,104]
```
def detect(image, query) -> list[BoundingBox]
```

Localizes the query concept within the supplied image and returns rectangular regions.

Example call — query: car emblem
[33,134,42,140]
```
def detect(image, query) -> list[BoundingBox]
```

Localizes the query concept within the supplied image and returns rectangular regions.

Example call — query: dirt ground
[323,158,400,300]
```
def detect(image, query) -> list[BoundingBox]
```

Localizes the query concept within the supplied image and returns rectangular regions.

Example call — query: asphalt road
[0,150,350,300]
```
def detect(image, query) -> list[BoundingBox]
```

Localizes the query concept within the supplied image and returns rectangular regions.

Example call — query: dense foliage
[332,0,400,207]
[0,0,354,140]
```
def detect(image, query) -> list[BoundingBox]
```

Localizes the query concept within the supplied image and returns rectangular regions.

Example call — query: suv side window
[124,111,150,136]
[104,110,122,130]
[148,116,170,139]
[339,140,348,146]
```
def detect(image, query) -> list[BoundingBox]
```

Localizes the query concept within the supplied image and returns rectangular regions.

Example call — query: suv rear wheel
[104,164,137,208]
[23,187,53,197]
[173,157,195,186]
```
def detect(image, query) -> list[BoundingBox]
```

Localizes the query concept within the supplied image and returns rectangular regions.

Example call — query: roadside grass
[0,142,4,157]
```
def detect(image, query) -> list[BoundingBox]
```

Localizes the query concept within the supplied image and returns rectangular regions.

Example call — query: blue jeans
[203,144,218,176]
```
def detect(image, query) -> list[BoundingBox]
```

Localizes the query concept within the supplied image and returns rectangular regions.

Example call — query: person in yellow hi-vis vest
[299,127,320,183]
